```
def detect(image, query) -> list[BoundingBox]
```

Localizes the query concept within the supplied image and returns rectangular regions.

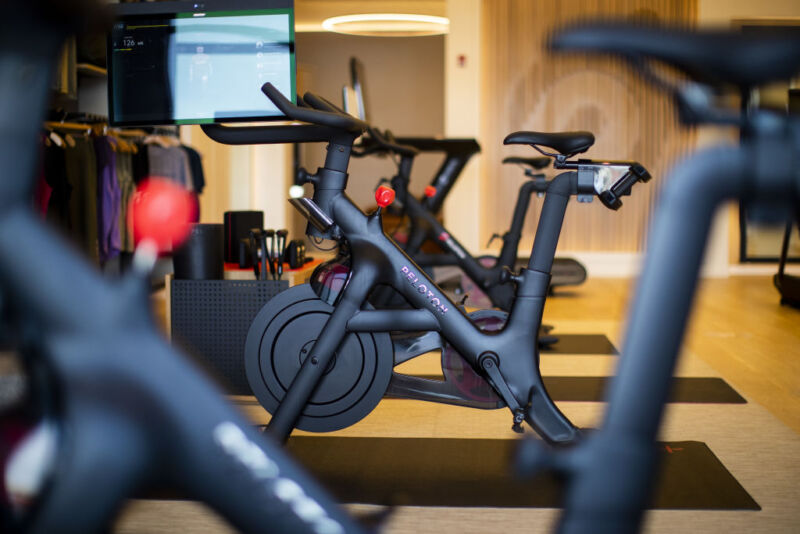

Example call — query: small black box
[223,211,263,263]
[171,279,288,394]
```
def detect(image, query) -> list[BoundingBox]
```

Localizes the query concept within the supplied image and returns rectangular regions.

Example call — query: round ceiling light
[321,14,449,37]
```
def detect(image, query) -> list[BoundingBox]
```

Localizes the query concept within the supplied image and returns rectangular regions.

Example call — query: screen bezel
[108,0,295,127]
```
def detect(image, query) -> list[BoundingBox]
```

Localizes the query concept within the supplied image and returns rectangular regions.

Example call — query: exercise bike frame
[0,6,365,533]
[203,88,648,445]
[515,22,800,534]
[358,138,582,310]
[387,155,553,311]
[283,162,580,444]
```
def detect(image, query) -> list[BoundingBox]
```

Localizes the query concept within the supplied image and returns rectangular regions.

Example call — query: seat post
[527,172,578,273]
[498,179,540,267]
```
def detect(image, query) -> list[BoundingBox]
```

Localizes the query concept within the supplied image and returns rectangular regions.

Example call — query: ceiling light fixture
[321,14,449,37]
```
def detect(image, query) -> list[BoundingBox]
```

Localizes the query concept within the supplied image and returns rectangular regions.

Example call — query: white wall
[443,0,482,252]
[295,32,445,209]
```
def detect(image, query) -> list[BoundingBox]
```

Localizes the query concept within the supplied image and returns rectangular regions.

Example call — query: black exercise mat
[405,376,746,404]
[542,376,745,403]
[541,334,618,355]
[234,376,745,405]
[286,437,759,510]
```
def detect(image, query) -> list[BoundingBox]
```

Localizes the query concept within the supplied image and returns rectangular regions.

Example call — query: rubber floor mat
[405,375,746,404]
[234,376,745,405]
[541,334,618,355]
[286,437,760,510]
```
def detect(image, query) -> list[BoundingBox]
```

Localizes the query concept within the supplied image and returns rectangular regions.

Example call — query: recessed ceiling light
[321,14,449,37]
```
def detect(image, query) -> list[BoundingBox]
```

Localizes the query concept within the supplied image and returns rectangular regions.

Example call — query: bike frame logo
[401,265,449,315]
[214,422,344,534]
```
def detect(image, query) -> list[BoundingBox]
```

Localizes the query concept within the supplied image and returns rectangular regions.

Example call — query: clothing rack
[45,110,171,139]
[36,116,204,268]
[44,120,93,133]
[45,121,156,139]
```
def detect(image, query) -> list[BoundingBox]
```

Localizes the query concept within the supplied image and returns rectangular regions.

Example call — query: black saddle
[549,22,800,89]
[504,131,595,157]
[502,156,551,170]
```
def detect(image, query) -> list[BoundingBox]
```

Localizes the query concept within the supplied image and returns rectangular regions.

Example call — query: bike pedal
[512,409,525,434]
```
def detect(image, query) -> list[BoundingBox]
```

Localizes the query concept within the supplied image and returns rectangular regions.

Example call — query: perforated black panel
[171,280,288,394]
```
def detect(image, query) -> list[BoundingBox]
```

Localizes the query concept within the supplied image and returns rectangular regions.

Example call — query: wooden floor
[131,275,800,534]
[152,275,800,435]
[543,276,800,434]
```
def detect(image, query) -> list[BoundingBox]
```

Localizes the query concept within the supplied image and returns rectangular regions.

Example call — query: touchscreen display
[109,3,295,126]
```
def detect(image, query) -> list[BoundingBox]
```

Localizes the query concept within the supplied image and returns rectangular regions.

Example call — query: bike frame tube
[268,170,581,443]
[558,137,799,534]
[0,208,368,534]
[0,13,368,529]
[403,176,557,310]
[394,136,481,214]
[498,179,542,267]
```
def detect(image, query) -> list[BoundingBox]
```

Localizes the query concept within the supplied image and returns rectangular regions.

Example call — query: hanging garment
[64,136,99,262]
[181,145,206,194]
[33,141,53,219]
[132,144,149,184]
[44,142,71,232]
[146,144,191,188]
[115,150,136,253]
[94,136,122,262]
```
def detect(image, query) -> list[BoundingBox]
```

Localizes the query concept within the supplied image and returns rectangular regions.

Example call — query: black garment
[181,146,206,194]
[44,143,71,231]
[64,137,99,262]
[132,143,150,184]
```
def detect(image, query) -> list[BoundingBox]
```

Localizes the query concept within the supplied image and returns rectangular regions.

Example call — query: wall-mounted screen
[108,0,295,126]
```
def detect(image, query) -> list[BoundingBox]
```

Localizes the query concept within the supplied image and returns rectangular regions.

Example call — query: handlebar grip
[261,83,367,133]
[368,127,419,157]
[304,92,349,115]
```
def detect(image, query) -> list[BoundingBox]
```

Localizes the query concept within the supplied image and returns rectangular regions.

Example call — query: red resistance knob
[131,178,195,252]
[375,185,396,208]
[424,185,437,198]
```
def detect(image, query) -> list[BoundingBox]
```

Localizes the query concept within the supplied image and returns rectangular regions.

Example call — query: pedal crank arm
[391,330,443,364]
[478,352,527,432]
[385,373,502,409]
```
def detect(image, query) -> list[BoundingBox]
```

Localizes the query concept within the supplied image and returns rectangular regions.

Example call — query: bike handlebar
[261,83,367,133]
[359,127,419,158]
[299,92,419,159]
[303,92,348,115]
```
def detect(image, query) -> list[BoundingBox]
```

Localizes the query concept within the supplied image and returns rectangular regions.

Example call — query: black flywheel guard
[244,284,393,432]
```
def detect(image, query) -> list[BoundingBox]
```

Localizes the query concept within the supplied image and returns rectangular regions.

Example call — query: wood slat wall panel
[480,0,697,253]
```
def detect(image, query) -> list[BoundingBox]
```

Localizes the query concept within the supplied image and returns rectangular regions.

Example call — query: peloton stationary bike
[204,86,650,444]
[342,57,588,305]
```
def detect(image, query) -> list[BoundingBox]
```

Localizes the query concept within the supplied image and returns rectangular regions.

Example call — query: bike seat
[504,131,595,156]
[549,23,800,89]
[502,156,551,170]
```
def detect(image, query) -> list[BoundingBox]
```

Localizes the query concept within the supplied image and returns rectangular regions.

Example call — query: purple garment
[94,136,122,262]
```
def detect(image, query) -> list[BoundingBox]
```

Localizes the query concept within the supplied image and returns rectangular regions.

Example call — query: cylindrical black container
[173,223,224,280]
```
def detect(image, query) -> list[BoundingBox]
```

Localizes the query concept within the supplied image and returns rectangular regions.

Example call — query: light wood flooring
[130,275,800,534]
[542,276,800,434]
